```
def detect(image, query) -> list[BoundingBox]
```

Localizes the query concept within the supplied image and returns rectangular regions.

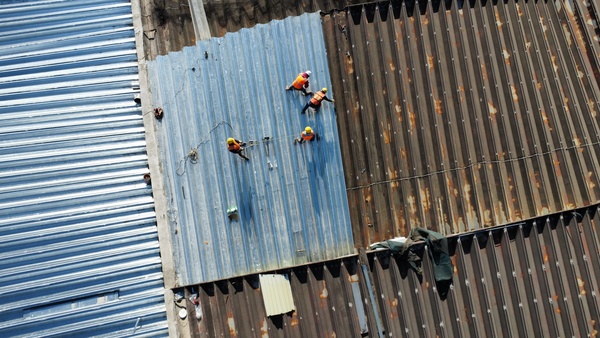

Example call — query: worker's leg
[238,152,249,161]
[301,103,310,114]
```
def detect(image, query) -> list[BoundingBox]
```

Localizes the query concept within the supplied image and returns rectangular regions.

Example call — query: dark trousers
[287,86,312,96]
[301,102,320,114]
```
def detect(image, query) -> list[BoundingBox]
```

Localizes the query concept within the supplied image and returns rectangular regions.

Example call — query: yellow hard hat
[227,138,234,144]
[321,87,328,93]
[305,126,312,134]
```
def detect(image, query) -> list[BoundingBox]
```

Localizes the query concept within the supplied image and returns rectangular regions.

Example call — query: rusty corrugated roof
[322,0,600,247]
[179,204,600,337]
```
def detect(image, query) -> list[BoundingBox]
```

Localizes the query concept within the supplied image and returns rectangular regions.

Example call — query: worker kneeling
[227,138,250,161]
[301,88,334,114]
[294,126,319,144]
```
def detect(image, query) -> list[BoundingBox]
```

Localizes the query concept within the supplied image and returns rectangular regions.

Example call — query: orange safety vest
[292,74,308,89]
[310,91,326,105]
[301,131,315,141]
[228,141,241,152]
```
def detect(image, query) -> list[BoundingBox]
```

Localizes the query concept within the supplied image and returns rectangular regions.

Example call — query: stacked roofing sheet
[147,12,355,285]
[0,0,167,336]
[322,0,600,247]
[186,204,600,337]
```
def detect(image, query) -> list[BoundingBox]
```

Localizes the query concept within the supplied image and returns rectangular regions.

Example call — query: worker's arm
[324,95,335,103]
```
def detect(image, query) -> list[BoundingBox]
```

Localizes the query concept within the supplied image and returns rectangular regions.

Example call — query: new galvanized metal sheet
[322,0,600,247]
[258,273,296,316]
[184,204,600,337]
[0,0,168,336]
[147,12,354,285]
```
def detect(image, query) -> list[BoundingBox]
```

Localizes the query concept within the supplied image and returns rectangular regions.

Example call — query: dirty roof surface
[0,0,167,336]
[147,12,354,286]
[183,204,600,337]
[323,0,600,247]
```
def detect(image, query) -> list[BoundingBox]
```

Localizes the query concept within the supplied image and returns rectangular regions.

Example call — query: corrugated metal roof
[147,12,355,285]
[322,0,600,247]
[183,204,600,337]
[203,0,354,37]
[0,0,168,336]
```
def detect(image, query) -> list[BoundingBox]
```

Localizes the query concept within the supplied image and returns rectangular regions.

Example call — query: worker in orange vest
[301,88,334,114]
[294,126,319,144]
[227,138,249,161]
[286,71,313,96]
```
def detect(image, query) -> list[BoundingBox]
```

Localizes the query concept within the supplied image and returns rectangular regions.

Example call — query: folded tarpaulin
[370,227,454,283]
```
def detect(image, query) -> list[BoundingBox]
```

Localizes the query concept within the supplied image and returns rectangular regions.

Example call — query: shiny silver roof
[147,13,355,285]
[0,0,167,336]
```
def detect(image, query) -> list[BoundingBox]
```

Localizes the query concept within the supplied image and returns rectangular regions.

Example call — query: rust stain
[542,246,549,263]
[503,49,511,65]
[392,298,398,307]
[587,171,596,189]
[425,281,430,288]
[553,156,562,177]
[330,332,337,338]
[364,190,372,204]
[383,124,391,144]
[564,96,570,113]
[401,147,407,159]
[348,274,359,283]
[290,311,299,327]
[535,80,542,90]
[551,54,559,73]
[407,195,417,215]
[488,101,497,120]
[556,307,561,314]
[228,313,237,337]
[574,23,586,51]
[421,187,431,212]
[435,99,443,115]
[587,98,597,117]
[542,110,552,131]
[563,23,572,46]
[320,285,329,299]
[481,63,488,81]
[508,175,514,191]
[574,136,584,152]
[576,64,584,79]
[427,54,434,70]
[345,52,354,75]
[389,58,396,72]
[517,4,523,16]
[578,276,587,295]
[408,105,416,132]
[447,177,458,197]
[261,317,269,337]
[540,17,547,33]
[510,85,518,101]
[484,209,492,225]
[532,171,540,189]
[459,85,465,103]
[495,9,503,27]
[525,41,532,52]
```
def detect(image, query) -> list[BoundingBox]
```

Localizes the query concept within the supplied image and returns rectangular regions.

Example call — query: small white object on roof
[179,308,187,319]
[259,274,296,316]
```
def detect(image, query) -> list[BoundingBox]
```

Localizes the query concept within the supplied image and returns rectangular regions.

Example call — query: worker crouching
[286,70,313,96]
[301,88,334,114]
[227,138,250,161]
[294,126,319,144]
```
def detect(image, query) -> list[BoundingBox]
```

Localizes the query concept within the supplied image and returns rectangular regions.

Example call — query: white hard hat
[305,70,312,76]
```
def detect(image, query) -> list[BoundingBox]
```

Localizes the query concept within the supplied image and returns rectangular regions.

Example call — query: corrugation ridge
[149,12,354,284]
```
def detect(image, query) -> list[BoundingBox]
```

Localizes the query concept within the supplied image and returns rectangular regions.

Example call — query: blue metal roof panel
[0,0,167,336]
[148,12,354,285]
